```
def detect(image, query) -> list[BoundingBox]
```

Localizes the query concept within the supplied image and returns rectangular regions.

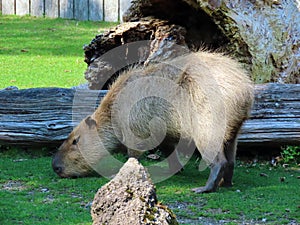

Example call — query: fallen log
[239,84,300,149]
[0,84,299,149]
[0,88,106,147]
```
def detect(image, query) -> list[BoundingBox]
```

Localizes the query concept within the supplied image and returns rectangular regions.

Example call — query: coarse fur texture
[52,51,254,193]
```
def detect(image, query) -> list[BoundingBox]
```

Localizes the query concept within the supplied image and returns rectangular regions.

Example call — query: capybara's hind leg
[222,138,237,187]
[192,151,227,193]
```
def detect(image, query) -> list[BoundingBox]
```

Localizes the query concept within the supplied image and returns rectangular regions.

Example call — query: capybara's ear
[85,116,97,129]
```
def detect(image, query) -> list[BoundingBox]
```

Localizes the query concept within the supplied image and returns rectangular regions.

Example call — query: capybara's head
[52,116,107,178]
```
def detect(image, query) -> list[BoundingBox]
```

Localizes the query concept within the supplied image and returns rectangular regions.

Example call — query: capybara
[52,51,254,193]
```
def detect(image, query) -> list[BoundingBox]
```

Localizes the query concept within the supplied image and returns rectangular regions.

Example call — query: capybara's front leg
[192,151,227,193]
[161,142,183,174]
[167,150,183,174]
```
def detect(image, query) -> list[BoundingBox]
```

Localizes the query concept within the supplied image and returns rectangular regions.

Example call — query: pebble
[261,218,267,222]
[41,188,49,193]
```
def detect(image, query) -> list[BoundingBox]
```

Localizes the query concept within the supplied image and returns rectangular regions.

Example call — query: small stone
[147,154,160,160]
[260,173,269,177]
[1,86,18,91]
[41,188,49,193]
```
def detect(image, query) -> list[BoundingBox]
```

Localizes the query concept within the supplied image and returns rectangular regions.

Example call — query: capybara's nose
[53,165,63,175]
[52,154,64,176]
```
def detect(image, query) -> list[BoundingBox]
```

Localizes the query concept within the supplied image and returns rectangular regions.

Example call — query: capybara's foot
[220,181,233,187]
[191,186,216,193]
[218,178,233,187]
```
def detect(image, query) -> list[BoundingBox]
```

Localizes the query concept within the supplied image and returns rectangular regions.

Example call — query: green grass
[157,159,300,225]
[0,15,117,89]
[0,148,299,225]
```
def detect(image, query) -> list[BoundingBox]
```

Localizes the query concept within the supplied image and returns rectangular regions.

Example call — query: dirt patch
[2,180,28,191]
[168,202,298,225]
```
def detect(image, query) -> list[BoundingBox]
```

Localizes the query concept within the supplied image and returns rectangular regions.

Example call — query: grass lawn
[0,148,299,225]
[0,15,117,89]
[0,16,299,225]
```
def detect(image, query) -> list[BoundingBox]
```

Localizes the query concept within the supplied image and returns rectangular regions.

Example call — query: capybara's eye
[72,136,80,145]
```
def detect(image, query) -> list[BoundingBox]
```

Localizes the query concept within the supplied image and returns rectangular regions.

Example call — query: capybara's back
[53,51,253,193]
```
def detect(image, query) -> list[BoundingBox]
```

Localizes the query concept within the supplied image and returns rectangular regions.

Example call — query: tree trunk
[0,84,299,149]
[83,0,300,89]
[195,0,300,84]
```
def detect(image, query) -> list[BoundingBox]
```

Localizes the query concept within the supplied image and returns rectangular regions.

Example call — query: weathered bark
[0,88,106,147]
[239,83,300,149]
[194,0,300,84]
[0,84,299,149]
[83,0,300,88]
[83,18,191,90]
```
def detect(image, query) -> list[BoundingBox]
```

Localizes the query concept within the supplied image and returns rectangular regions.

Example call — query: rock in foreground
[91,158,178,225]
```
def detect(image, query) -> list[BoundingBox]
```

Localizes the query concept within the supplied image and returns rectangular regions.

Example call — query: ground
[0,148,299,225]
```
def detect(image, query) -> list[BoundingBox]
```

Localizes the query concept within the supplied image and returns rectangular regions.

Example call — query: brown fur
[52,51,253,192]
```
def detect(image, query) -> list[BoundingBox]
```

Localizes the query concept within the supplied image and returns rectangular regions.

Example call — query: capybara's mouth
[56,172,81,179]
[58,171,100,178]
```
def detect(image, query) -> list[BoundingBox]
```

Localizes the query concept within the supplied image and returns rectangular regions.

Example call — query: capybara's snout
[52,153,65,177]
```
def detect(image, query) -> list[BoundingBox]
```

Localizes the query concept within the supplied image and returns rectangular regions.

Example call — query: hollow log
[0,84,299,149]
[83,18,191,90]
[83,0,300,89]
